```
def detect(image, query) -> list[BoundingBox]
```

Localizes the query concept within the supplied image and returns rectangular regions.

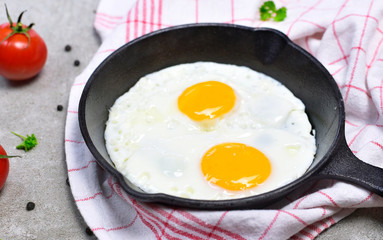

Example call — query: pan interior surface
[80,24,343,209]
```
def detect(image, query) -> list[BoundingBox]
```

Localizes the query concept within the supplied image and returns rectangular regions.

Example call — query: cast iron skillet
[78,23,383,210]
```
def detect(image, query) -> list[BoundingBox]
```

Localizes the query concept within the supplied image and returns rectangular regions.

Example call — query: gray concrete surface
[0,0,382,239]
[0,0,100,239]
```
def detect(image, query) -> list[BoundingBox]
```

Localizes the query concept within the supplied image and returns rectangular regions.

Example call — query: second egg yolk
[201,143,271,191]
[178,81,236,121]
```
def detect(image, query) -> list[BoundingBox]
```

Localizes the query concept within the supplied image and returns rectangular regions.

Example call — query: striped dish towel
[65,0,383,239]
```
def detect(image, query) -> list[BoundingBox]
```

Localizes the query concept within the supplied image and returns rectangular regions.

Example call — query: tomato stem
[16,22,23,31]
[16,10,26,25]
[0,4,35,47]
[5,3,13,26]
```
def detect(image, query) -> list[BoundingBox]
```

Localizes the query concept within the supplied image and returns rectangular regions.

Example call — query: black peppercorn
[64,45,72,52]
[26,202,35,211]
[85,227,94,236]
[57,105,63,111]
[74,60,80,67]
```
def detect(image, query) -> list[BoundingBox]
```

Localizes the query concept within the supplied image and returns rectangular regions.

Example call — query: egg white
[105,62,316,200]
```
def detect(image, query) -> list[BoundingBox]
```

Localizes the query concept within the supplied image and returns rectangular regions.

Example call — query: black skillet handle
[315,135,383,196]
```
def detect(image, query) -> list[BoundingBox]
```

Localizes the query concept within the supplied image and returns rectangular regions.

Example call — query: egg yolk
[201,143,271,191]
[178,81,236,121]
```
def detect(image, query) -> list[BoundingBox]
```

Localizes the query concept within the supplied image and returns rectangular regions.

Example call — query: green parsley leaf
[260,1,287,22]
[260,1,276,21]
[274,7,287,22]
[12,132,38,151]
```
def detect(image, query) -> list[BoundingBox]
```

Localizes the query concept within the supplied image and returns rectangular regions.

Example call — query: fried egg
[105,62,316,200]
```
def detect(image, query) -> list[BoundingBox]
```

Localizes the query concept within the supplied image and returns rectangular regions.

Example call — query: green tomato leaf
[0,155,21,158]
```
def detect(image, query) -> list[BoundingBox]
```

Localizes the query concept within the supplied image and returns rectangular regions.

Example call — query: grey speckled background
[0,0,382,239]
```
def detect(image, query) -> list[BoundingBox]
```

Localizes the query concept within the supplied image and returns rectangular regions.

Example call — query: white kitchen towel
[65,0,383,239]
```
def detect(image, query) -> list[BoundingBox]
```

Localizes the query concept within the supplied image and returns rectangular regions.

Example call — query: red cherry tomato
[0,7,47,81]
[0,144,10,191]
